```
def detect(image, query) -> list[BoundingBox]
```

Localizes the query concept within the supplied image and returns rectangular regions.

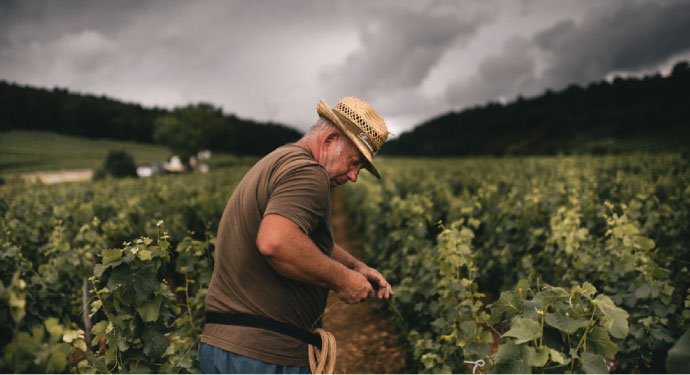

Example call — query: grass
[0,130,172,174]
[0,130,262,179]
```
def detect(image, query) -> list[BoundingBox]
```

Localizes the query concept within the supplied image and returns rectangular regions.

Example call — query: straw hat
[316,97,388,179]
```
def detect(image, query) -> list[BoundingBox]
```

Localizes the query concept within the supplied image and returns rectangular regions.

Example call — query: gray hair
[303,117,348,154]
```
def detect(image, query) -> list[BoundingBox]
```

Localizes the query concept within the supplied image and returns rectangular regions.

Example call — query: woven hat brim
[317,99,381,179]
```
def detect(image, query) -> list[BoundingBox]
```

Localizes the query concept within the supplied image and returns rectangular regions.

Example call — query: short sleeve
[264,164,329,234]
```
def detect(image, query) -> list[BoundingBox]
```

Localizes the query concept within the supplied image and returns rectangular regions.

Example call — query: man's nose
[347,168,359,182]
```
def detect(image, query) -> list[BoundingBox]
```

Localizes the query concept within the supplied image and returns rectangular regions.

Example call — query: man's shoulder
[265,144,326,177]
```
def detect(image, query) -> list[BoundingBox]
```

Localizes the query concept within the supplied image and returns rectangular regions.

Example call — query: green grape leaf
[527,346,549,367]
[108,265,130,288]
[91,320,109,336]
[44,317,63,337]
[491,341,532,374]
[594,294,629,339]
[137,249,153,261]
[47,343,71,372]
[132,266,159,305]
[93,263,108,278]
[73,338,88,352]
[545,312,589,334]
[142,327,169,357]
[504,317,541,344]
[101,248,123,264]
[421,353,440,369]
[571,282,597,299]
[666,328,690,373]
[137,297,161,322]
[489,291,522,325]
[548,348,570,365]
[581,352,608,374]
[62,329,83,343]
[633,235,655,251]
[634,283,652,300]
[460,321,478,339]
[586,327,618,358]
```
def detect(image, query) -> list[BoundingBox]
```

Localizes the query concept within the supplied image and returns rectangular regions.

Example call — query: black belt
[205,311,321,348]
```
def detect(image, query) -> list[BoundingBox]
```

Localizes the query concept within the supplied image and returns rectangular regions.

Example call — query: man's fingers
[375,283,393,299]
[358,266,394,300]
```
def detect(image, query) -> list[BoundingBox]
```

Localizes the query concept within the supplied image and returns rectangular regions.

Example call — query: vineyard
[344,153,690,373]
[1,153,689,373]
[1,168,248,372]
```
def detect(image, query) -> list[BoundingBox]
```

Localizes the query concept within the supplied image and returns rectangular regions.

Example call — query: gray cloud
[320,4,491,105]
[0,0,154,43]
[2,1,689,134]
[535,0,690,89]
[444,0,690,111]
[445,36,540,106]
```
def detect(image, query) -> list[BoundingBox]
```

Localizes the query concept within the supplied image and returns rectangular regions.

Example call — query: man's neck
[295,137,321,164]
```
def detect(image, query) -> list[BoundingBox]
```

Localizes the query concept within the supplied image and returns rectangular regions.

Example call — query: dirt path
[323,189,408,374]
[20,169,93,184]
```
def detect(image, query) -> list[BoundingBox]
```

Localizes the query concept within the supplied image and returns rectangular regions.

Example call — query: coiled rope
[306,295,402,374]
[308,328,337,374]
[463,359,486,374]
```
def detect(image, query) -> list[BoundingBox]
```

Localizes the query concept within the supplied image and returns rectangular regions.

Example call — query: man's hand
[334,270,374,304]
[353,264,394,300]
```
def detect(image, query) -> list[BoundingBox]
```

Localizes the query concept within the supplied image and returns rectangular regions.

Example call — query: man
[200,97,394,373]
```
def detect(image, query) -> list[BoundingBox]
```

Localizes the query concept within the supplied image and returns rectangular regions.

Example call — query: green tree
[153,103,225,165]
[93,150,138,179]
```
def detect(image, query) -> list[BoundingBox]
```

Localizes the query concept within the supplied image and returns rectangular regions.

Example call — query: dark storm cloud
[445,36,540,106]
[0,0,155,41]
[320,3,492,102]
[445,0,690,111]
[2,0,688,133]
[535,0,690,89]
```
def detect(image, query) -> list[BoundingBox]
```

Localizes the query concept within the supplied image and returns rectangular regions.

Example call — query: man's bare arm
[256,214,373,303]
[331,243,365,269]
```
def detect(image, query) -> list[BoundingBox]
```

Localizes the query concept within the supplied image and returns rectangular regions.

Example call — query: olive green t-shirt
[201,144,333,367]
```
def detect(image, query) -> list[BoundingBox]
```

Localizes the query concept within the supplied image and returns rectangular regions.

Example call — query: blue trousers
[199,342,310,374]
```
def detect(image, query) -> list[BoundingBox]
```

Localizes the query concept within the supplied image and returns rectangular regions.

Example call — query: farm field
[344,153,690,373]
[0,167,249,372]
[0,131,172,175]
[1,153,689,373]
[0,131,259,184]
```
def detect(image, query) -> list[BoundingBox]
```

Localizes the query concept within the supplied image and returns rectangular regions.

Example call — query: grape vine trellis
[1,168,245,372]
[344,153,689,373]
[1,153,689,373]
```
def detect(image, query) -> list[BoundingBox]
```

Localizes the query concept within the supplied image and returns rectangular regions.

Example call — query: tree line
[0,81,302,158]
[383,60,690,156]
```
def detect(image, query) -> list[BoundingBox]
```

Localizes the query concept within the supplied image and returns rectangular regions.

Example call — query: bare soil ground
[323,189,409,374]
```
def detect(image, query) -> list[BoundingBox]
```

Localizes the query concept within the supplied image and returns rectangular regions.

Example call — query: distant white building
[137,163,166,177]
[197,150,212,160]
[164,156,185,172]
[138,154,208,177]
[189,155,209,173]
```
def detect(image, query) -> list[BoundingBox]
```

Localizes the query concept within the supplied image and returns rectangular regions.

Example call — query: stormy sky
[1,0,689,135]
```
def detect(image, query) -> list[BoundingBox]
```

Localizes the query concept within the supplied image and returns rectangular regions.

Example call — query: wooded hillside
[0,81,302,156]
[384,61,690,156]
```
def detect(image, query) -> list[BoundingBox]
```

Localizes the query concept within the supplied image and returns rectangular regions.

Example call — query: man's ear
[323,130,339,147]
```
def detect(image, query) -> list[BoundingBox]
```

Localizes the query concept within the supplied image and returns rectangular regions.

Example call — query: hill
[0,81,302,156]
[0,130,171,174]
[384,61,690,156]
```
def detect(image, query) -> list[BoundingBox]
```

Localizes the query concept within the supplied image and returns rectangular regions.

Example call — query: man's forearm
[257,214,375,303]
[331,243,365,270]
